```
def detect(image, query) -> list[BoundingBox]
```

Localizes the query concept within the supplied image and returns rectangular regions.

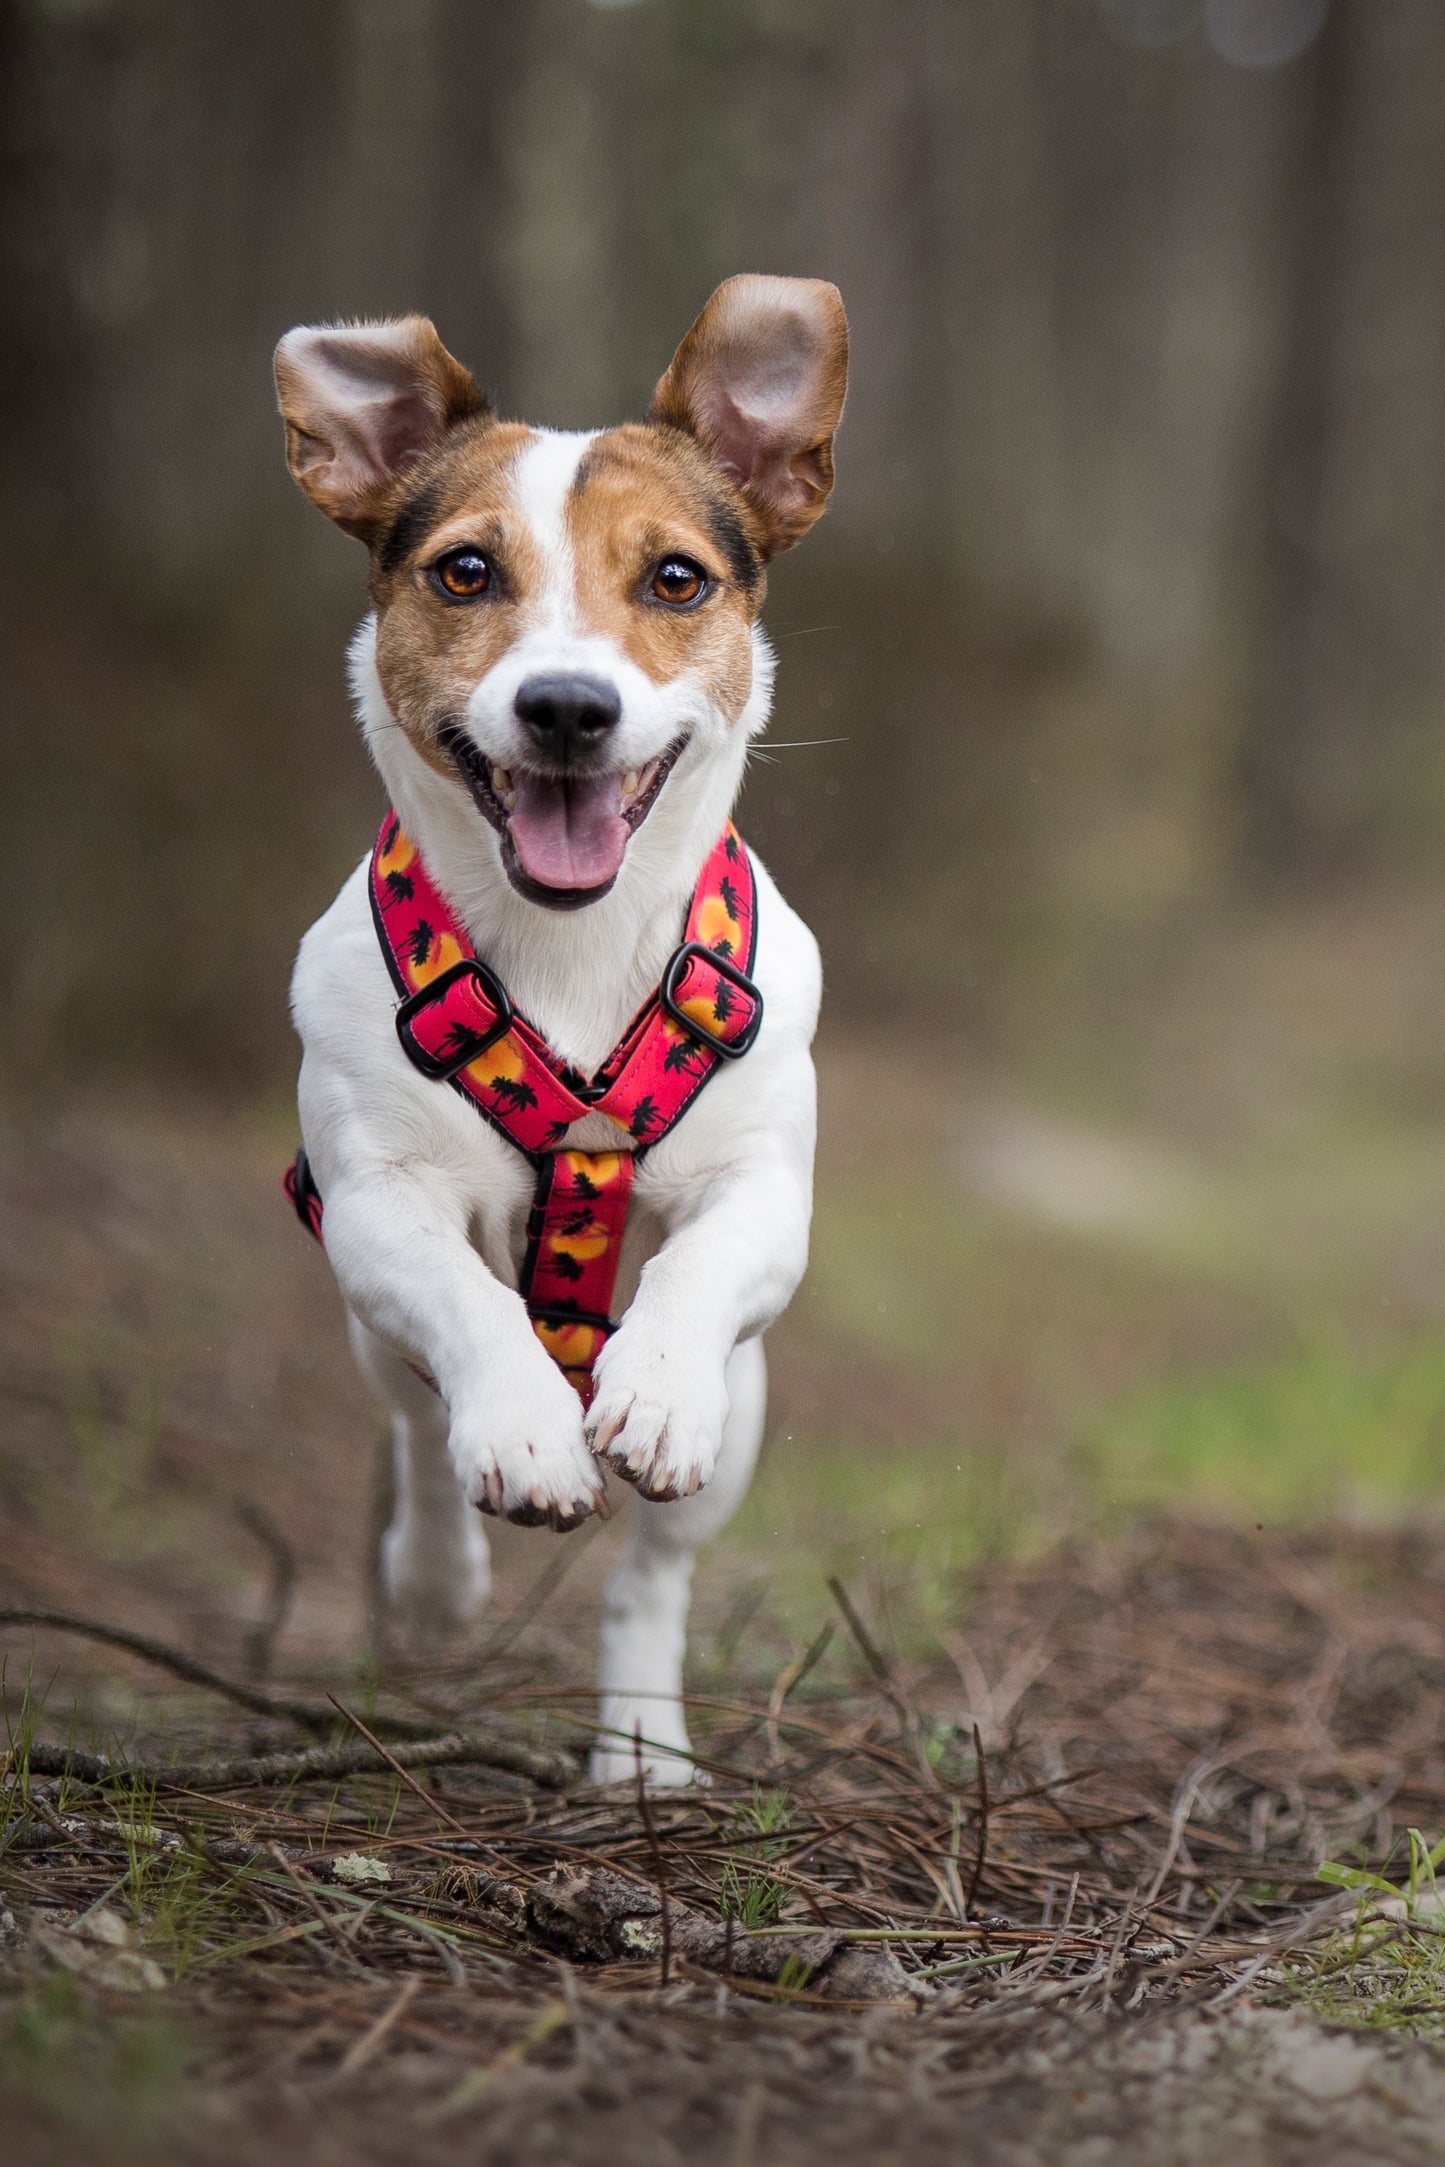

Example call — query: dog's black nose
[514,673,622,760]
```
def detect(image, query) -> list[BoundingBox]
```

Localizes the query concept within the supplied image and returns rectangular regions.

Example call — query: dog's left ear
[274,317,488,541]
[649,275,848,558]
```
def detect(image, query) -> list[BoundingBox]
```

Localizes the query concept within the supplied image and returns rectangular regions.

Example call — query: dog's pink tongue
[507,770,629,891]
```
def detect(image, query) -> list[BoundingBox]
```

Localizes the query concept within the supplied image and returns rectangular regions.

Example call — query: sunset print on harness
[284,810,764,1399]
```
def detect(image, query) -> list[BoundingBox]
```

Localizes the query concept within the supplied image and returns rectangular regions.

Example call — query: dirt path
[11,1993,1445,2167]
[7,1513,1445,2164]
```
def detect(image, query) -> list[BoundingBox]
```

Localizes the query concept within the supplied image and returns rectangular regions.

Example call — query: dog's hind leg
[592,1334,767,1786]
[349,1314,492,1641]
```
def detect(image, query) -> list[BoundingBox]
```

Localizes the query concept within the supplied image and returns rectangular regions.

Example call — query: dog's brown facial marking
[566,425,762,722]
[366,420,542,781]
[363,418,764,809]
[276,280,847,905]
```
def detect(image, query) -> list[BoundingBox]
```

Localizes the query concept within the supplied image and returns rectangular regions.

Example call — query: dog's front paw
[449,1357,605,1531]
[585,1331,727,1502]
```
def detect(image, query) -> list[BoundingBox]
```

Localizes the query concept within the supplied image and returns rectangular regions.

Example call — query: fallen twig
[526,1863,931,2004]
[966,1722,990,1918]
[15,1729,576,1792]
[0,1605,467,1744]
[328,1694,484,1834]
[634,1727,672,1987]
[326,1974,422,2086]
[0,1605,334,1732]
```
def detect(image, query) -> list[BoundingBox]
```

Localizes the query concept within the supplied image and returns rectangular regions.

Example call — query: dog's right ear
[273,318,488,541]
[649,276,848,558]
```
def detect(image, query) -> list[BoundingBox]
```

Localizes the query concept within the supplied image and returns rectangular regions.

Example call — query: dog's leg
[586,1108,812,1508]
[350,1315,492,1640]
[592,1334,766,1786]
[300,1141,606,1529]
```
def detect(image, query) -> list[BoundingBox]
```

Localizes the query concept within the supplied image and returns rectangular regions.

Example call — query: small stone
[84,1906,132,1947]
[1285,2034,1369,2102]
[34,1910,166,1992]
[330,1852,392,1886]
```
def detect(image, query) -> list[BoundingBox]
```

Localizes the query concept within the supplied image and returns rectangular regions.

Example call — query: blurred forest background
[11,0,1445,1086]
[5,0,1445,1653]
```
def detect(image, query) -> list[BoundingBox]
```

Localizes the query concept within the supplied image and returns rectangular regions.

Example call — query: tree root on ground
[15,1730,577,1792]
[527,1863,931,2005]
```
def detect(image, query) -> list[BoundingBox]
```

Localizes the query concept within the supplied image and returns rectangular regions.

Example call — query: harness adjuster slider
[660,941,764,1061]
[395,957,515,1082]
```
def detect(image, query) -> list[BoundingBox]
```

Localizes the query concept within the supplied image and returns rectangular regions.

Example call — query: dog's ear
[274,317,488,540]
[648,275,848,558]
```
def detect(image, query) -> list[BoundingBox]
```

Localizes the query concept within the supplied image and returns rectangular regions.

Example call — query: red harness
[286,814,763,1401]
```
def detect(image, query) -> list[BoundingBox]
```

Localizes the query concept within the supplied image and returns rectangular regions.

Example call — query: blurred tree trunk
[1238,0,1445,881]
[1240,0,1366,877]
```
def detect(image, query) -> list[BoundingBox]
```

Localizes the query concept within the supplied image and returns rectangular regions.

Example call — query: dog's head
[275,278,847,909]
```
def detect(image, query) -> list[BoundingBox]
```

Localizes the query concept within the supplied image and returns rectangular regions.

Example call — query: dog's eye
[650,557,707,607]
[432,548,492,600]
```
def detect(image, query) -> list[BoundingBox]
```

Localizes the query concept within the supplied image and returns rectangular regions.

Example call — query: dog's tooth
[621,769,640,798]
[492,765,512,792]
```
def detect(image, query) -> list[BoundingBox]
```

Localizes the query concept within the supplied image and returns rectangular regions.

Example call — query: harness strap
[524,1149,635,1398]
[372,818,760,1150]
[286,814,762,1401]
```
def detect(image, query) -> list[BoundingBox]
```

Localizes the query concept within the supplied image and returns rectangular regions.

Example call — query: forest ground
[8,934,1445,2162]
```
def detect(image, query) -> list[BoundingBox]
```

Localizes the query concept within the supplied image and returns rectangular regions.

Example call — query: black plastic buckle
[660,941,764,1061]
[395,958,514,1082]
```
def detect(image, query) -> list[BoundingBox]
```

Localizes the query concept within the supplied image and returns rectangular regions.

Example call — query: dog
[274,276,848,1783]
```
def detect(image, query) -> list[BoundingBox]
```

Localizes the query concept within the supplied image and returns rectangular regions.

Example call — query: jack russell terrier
[275,276,848,1783]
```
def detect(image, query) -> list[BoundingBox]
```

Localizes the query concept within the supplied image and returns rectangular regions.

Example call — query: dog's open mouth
[440,727,687,910]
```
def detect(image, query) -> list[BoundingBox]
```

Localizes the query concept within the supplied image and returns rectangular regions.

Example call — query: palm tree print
[489,1077,539,1115]
[559,1206,596,1237]
[629,1094,661,1140]
[439,1022,482,1063]
[663,1039,705,1077]
[719,874,741,921]
[571,1168,601,1199]
[544,1119,574,1147]
[551,1250,585,1283]
[382,869,414,908]
[712,978,737,1025]
[405,921,433,969]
